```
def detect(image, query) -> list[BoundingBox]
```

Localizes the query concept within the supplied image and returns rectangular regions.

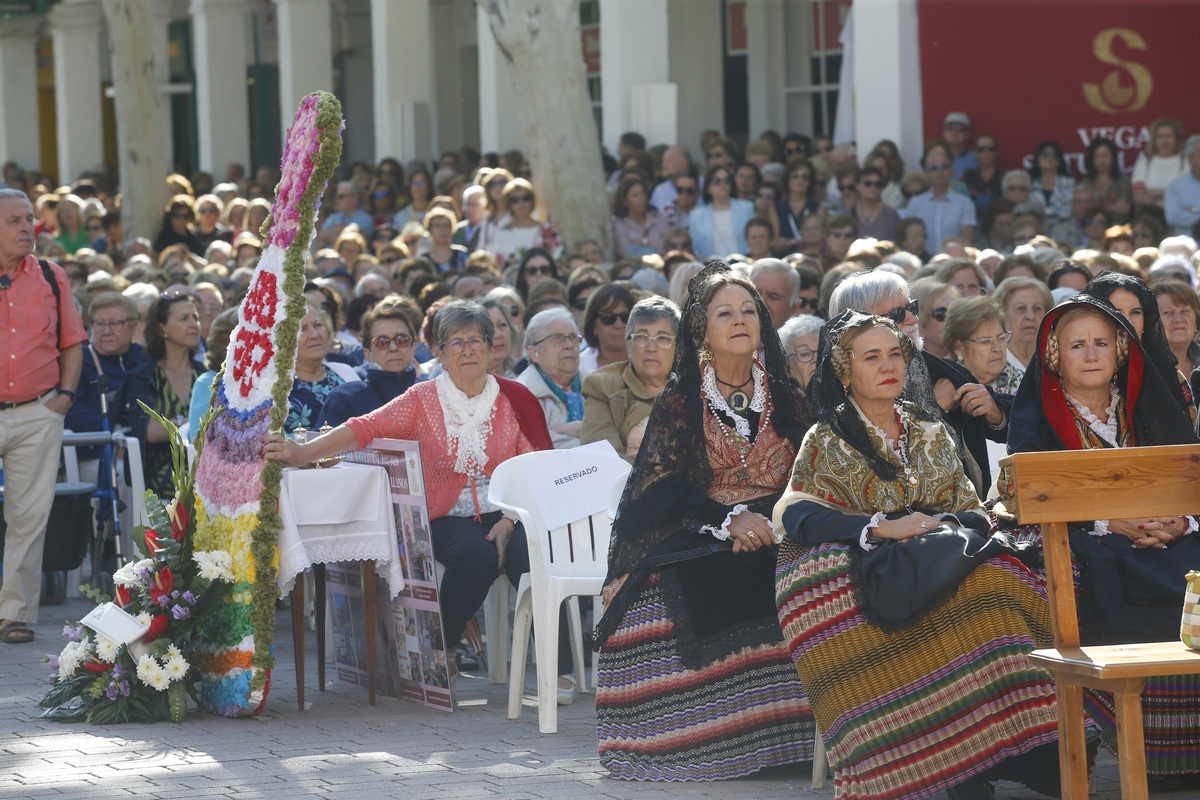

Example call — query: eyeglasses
[487,179,508,189]
[510,193,534,203]
[676,185,698,195]
[976,145,997,152]
[927,163,953,172]
[1038,151,1058,160]
[532,332,583,348]
[199,207,219,215]
[524,263,553,276]
[838,183,856,192]
[629,333,676,349]
[962,332,1013,348]
[598,311,630,326]
[788,348,817,365]
[380,256,400,266]
[929,307,949,322]
[92,319,130,331]
[709,176,732,186]
[441,335,488,354]
[371,333,414,350]
[859,180,883,189]
[884,299,919,325]
[373,190,392,199]
[411,179,428,187]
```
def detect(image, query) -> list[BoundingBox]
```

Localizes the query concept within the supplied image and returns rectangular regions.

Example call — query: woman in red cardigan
[265,300,577,698]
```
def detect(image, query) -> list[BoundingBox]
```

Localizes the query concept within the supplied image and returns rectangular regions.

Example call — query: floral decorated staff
[189,91,343,717]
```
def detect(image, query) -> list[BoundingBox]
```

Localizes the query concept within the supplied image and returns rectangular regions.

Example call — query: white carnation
[164,655,189,681]
[96,636,120,662]
[147,668,171,692]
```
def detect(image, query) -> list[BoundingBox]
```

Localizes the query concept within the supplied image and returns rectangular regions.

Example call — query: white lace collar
[436,372,500,475]
[701,359,765,439]
[850,397,909,465]
[1065,386,1120,448]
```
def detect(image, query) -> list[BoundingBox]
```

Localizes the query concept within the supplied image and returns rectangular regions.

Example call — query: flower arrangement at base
[191,90,344,716]
[39,408,233,724]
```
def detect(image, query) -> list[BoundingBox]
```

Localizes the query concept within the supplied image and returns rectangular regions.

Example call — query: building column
[0,17,42,173]
[48,0,105,182]
[190,0,252,179]
[371,0,433,164]
[745,0,786,140]
[853,0,923,169]
[599,0,673,154]
[476,2,522,155]
[148,1,183,169]
[276,0,332,142]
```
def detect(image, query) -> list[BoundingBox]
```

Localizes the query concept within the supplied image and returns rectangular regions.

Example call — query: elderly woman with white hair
[993,276,1052,393]
[518,307,590,449]
[582,297,680,462]
[777,313,822,391]
[829,270,1006,497]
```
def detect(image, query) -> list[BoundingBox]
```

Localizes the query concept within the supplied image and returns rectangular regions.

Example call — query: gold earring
[701,345,713,362]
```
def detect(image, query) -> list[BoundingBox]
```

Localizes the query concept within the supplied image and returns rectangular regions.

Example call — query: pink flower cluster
[267,95,322,251]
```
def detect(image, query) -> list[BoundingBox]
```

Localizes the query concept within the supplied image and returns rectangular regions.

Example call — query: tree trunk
[101,0,168,244]
[479,0,613,258]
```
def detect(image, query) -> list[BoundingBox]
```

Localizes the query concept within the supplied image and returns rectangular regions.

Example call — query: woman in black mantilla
[1081,270,1196,424]
[999,294,1200,783]
[593,261,816,781]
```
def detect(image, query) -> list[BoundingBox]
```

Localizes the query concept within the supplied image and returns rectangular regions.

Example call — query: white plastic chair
[489,448,631,733]
[112,429,147,532]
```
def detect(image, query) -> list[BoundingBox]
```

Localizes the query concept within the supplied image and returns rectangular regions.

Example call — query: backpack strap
[38,258,62,345]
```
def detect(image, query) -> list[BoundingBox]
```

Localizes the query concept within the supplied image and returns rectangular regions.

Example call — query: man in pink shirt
[0,188,86,643]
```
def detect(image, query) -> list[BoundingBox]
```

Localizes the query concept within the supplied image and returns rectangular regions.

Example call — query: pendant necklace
[715,372,753,413]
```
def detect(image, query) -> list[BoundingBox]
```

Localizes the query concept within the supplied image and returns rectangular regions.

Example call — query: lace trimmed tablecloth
[276,462,405,596]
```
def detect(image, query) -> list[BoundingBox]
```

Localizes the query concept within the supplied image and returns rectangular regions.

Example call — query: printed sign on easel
[344,439,452,712]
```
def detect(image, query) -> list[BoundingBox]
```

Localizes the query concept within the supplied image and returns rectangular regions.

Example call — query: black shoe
[947,775,996,800]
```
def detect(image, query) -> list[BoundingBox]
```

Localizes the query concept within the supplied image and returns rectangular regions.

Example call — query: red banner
[918,0,1200,177]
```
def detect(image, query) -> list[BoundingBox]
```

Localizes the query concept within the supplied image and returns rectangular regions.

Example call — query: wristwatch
[57,387,77,402]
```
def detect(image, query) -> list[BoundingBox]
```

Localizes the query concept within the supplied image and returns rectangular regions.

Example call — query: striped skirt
[775,540,1059,800]
[595,572,816,781]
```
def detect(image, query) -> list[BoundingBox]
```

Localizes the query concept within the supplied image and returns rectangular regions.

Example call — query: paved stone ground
[0,596,1190,800]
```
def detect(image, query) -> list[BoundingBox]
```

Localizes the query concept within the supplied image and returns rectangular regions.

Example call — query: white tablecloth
[276,462,405,597]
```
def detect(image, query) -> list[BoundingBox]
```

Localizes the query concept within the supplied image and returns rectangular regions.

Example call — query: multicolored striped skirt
[595,572,816,781]
[775,540,1059,800]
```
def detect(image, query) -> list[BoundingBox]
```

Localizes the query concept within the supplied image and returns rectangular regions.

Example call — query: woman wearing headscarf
[593,262,817,781]
[1083,271,1195,423]
[774,310,1061,800]
[999,295,1200,788]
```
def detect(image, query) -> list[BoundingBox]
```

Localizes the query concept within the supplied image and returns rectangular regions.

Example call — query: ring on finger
[748,532,758,540]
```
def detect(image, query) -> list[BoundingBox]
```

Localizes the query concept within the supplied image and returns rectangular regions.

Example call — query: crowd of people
[3,112,1200,799]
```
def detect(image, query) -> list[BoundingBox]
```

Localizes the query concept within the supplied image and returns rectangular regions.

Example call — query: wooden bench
[1002,445,1200,799]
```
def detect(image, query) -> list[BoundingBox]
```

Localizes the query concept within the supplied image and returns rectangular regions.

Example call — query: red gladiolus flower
[83,661,114,674]
[142,614,168,642]
[170,503,190,543]
[148,567,174,607]
[114,585,131,608]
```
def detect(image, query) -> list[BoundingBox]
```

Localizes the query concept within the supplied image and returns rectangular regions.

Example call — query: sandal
[0,620,34,644]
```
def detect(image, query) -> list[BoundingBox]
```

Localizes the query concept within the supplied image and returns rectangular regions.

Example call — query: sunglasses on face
[676,185,698,195]
[783,147,803,156]
[510,193,534,203]
[1038,151,1057,159]
[371,333,413,350]
[929,306,949,322]
[859,180,883,189]
[885,299,919,325]
[709,176,732,186]
[976,144,996,152]
[828,230,854,239]
[599,311,630,326]
[839,183,856,192]
[488,179,508,188]
[927,163,952,172]
[524,264,552,276]
[667,240,689,250]
[797,297,819,311]
[373,190,392,198]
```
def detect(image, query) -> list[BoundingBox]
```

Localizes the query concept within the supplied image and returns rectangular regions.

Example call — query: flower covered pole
[191,91,344,716]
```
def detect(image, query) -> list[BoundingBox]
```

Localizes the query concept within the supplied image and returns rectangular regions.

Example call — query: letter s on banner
[1083,28,1153,114]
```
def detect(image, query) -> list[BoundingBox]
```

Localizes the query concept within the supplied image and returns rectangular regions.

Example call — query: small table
[276,462,404,709]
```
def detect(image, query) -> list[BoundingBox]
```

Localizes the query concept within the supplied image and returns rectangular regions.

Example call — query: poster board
[344,439,452,711]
